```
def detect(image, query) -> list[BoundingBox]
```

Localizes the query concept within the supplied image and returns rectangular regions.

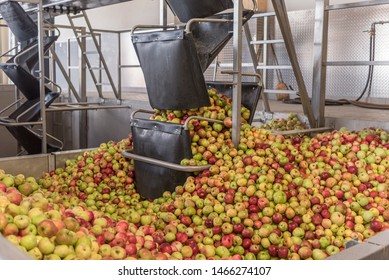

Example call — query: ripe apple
[75,243,92,259]
[13,215,30,230]
[38,237,56,255]
[20,234,38,251]
[54,244,70,259]
[55,229,78,246]
[37,220,59,238]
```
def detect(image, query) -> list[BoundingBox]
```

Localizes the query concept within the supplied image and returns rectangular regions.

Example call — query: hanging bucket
[132,27,210,110]
[123,111,220,199]
[165,0,233,23]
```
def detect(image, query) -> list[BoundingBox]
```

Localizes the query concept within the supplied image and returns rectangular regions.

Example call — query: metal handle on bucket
[130,109,225,130]
[122,149,211,172]
[131,24,178,35]
[185,18,233,34]
[130,109,155,120]
[183,116,224,130]
[221,71,263,87]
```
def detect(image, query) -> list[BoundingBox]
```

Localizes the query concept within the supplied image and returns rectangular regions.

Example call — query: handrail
[44,76,62,94]
[46,104,132,112]
[36,129,64,149]
[0,45,20,59]
[13,43,39,66]
[0,98,24,115]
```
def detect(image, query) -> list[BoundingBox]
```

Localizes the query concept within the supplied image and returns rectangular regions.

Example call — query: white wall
[54,0,175,92]
[268,0,364,11]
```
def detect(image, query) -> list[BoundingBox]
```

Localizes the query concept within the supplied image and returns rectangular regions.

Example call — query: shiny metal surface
[21,0,134,13]
[312,0,329,127]
[0,235,31,260]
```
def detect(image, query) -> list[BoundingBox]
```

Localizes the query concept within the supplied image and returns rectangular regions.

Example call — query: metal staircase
[0,0,61,154]
[67,10,120,101]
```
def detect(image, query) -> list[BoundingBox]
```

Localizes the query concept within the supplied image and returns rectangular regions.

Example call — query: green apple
[18,182,33,196]
[325,245,340,256]
[319,236,331,249]
[215,245,229,258]
[5,203,21,217]
[13,215,30,229]
[28,207,44,219]
[20,234,38,251]
[55,229,78,246]
[38,237,56,255]
[44,254,61,260]
[31,214,46,226]
[312,248,328,260]
[54,245,70,259]
[28,247,43,260]
[20,224,38,236]
[330,212,345,227]
[99,244,111,257]
[93,217,108,228]
[75,243,92,260]
[75,236,92,247]
[2,175,15,188]
[362,210,374,223]
[46,210,62,221]
[111,246,126,260]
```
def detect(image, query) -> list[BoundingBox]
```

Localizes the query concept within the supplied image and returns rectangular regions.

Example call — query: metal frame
[1,5,134,154]
[312,0,389,127]
[251,12,298,97]
[271,0,316,128]
[231,0,243,147]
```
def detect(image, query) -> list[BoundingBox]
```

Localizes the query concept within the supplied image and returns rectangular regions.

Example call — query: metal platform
[19,0,135,15]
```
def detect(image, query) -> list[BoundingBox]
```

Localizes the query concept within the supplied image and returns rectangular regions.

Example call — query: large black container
[166,0,233,23]
[131,118,193,199]
[0,1,38,43]
[132,29,210,110]
[206,81,262,124]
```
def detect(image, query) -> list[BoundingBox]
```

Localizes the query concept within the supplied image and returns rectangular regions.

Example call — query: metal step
[257,65,293,70]
[67,10,119,100]
[0,64,51,100]
[251,39,285,45]
[264,89,298,94]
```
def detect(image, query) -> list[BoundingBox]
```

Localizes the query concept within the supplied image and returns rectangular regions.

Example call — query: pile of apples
[260,113,307,133]
[0,89,388,260]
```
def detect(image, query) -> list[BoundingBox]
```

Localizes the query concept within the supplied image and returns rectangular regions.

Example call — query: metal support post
[118,32,122,101]
[79,27,87,149]
[37,0,47,154]
[271,0,316,128]
[160,0,167,25]
[312,0,329,127]
[232,0,243,148]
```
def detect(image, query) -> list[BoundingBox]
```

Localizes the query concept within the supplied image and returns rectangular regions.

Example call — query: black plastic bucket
[131,118,193,199]
[206,81,262,124]
[166,0,233,23]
